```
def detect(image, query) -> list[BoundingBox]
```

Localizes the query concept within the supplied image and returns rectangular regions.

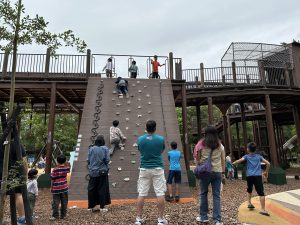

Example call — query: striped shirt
[51,166,70,194]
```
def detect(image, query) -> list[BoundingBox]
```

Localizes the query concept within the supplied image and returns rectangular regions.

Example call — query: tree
[0,0,87,223]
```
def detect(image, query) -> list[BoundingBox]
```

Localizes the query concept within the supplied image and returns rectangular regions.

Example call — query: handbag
[194,149,213,179]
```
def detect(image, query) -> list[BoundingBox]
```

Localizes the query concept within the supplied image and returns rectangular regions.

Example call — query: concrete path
[238,189,300,225]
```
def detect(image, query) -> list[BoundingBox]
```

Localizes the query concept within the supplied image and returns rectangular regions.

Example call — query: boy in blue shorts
[233,142,270,216]
[166,141,183,202]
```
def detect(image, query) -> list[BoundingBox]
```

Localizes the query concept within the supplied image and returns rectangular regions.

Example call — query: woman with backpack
[193,126,226,225]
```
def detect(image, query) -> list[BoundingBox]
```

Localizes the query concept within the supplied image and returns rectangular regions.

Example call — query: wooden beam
[57,90,80,114]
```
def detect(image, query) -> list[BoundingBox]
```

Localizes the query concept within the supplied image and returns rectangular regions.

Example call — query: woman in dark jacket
[87,135,111,212]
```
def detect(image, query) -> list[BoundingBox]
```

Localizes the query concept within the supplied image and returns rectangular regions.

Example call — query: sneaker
[100,208,108,212]
[157,218,168,225]
[175,196,180,202]
[135,217,145,225]
[214,222,223,225]
[196,216,209,223]
[165,195,174,202]
[17,216,26,225]
[247,203,255,209]
[49,217,58,221]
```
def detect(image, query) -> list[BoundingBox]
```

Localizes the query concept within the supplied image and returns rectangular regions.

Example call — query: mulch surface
[3,179,299,225]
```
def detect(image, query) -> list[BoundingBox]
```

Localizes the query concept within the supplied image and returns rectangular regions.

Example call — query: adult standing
[135,120,168,225]
[87,135,111,212]
[193,126,225,225]
[102,57,113,78]
[151,55,165,79]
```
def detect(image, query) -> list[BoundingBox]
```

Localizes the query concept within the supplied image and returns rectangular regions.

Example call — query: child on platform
[50,155,70,220]
[128,60,138,78]
[166,141,183,202]
[233,142,270,216]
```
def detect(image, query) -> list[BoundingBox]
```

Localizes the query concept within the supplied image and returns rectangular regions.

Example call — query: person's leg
[211,172,222,224]
[246,176,255,208]
[199,174,210,221]
[157,196,165,219]
[60,192,68,218]
[136,196,145,219]
[152,168,167,221]
[52,194,60,218]
[175,184,180,197]
[175,171,181,198]
[253,176,268,213]
[167,184,173,197]
[166,171,174,201]
[27,192,35,217]
[15,193,25,218]
[136,169,151,220]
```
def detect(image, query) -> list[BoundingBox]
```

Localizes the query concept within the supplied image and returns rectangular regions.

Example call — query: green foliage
[0,0,87,53]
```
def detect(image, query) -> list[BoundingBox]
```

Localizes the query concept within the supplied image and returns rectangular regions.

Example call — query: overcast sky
[20,0,300,72]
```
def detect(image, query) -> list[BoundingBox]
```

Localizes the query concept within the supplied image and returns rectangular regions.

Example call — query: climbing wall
[69,78,192,204]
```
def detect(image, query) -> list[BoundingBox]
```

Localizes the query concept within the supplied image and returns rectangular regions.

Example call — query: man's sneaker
[100,208,108,212]
[157,218,168,225]
[165,195,174,202]
[196,216,209,223]
[17,216,26,225]
[175,196,180,202]
[135,217,145,225]
[49,217,58,221]
[214,222,223,225]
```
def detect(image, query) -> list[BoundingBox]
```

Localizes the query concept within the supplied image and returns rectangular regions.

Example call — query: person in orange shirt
[151,55,165,79]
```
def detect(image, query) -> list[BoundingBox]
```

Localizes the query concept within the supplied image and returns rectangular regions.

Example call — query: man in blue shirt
[166,141,182,202]
[135,120,168,225]
[233,142,270,216]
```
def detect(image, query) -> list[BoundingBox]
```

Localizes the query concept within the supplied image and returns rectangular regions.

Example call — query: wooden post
[236,121,241,158]
[259,61,266,87]
[227,115,233,157]
[169,52,174,80]
[45,48,51,77]
[181,84,189,170]
[293,106,300,154]
[86,49,91,76]
[195,76,199,88]
[45,82,57,174]
[240,103,248,151]
[265,94,278,166]
[232,62,237,86]
[200,63,204,88]
[222,114,230,154]
[196,104,201,139]
[207,97,213,125]
[2,50,10,79]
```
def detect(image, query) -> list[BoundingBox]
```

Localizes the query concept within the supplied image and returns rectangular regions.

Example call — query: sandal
[247,204,255,209]
[259,211,270,216]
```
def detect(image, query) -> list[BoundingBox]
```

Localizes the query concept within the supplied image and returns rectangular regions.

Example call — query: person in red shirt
[151,55,165,79]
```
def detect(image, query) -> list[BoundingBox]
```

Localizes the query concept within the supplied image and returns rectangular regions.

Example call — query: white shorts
[137,168,166,197]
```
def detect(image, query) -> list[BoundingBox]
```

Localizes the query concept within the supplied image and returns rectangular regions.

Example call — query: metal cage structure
[221,42,293,68]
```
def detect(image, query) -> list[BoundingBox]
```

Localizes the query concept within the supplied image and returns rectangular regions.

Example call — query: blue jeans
[199,172,222,223]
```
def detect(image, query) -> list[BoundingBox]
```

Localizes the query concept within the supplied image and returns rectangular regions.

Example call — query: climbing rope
[90,80,104,144]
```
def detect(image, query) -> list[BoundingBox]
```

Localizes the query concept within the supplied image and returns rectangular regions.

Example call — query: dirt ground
[3,179,299,225]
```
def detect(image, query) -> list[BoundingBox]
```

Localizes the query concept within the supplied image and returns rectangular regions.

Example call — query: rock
[148,102,151,105]
[138,106,142,109]
[112,182,117,187]
[133,143,138,147]
[138,90,142,93]
[126,118,129,121]
[131,161,136,164]
[116,112,120,115]
[130,152,136,155]
[124,177,130,182]
[118,167,122,171]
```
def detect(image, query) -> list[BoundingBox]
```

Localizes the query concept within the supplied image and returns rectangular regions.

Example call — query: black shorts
[246,176,264,196]
[167,170,181,184]
[152,72,159,79]
[130,72,137,78]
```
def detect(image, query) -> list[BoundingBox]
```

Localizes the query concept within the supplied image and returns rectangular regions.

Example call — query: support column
[196,104,201,139]
[240,103,248,151]
[293,106,300,154]
[181,84,189,170]
[169,52,174,80]
[78,110,82,133]
[207,97,213,125]
[45,82,57,174]
[265,94,278,166]
[236,121,241,158]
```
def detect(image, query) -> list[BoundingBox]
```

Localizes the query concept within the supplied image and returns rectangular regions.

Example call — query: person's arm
[262,158,270,178]
[232,158,245,165]
[87,148,91,165]
[104,147,110,167]
[118,128,126,140]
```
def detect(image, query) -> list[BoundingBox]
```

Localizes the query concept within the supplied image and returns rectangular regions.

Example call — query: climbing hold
[144,85,147,88]
[133,143,138,147]
[116,103,121,107]
[124,177,130,182]
[146,94,150,98]
[125,127,129,130]
[138,115,142,118]
[148,111,152,114]
[119,95,124,99]
[127,109,131,112]
[131,151,136,155]
[130,94,134,97]
[137,81,140,84]
[113,91,117,94]
[136,123,140,127]
[120,156,124,160]
[112,98,116,101]
[118,167,122,171]
[144,130,147,133]
[127,100,131,105]
[126,118,129,121]
[148,102,151,105]
[112,182,117,188]
[132,84,136,87]
[137,98,141,101]
[116,112,120,115]
[138,90,142,93]
[121,146,125,150]
[131,161,136,164]
[138,106,142,109]
[108,161,112,165]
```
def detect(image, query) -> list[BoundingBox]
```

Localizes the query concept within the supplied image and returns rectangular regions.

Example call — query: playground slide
[69,78,191,203]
